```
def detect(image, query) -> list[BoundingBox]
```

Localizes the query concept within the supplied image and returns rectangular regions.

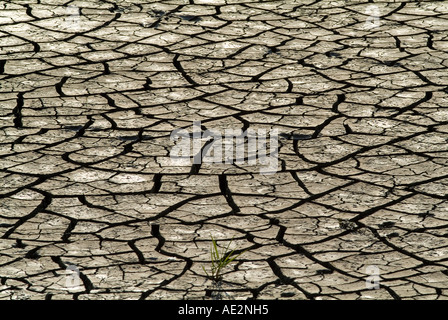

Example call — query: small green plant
[202,235,245,283]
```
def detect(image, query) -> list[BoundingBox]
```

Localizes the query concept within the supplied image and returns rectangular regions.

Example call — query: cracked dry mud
[1,0,448,300]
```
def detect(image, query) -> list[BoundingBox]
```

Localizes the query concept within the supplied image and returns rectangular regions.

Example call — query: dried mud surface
[1,0,448,300]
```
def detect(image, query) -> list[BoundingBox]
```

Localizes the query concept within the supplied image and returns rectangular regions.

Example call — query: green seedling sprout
[202,235,245,282]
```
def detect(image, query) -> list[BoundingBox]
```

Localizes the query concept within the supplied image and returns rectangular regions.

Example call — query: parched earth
[1,0,448,300]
